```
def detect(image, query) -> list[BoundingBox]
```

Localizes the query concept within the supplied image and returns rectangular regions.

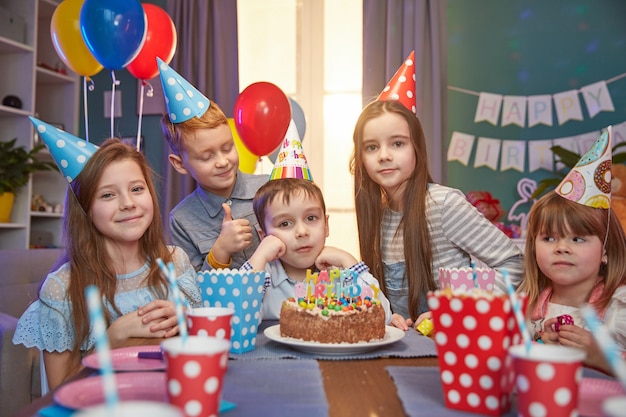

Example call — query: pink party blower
[187,307,235,341]
[161,336,230,417]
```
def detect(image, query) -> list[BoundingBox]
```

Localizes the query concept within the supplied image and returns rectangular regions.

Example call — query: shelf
[0,0,77,249]
[0,222,27,229]
[36,66,76,84]
[31,211,63,218]
[0,36,33,54]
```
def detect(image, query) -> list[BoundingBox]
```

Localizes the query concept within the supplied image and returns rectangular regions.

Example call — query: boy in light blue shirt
[158,59,267,271]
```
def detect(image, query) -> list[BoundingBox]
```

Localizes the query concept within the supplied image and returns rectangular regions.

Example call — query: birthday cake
[279,269,386,344]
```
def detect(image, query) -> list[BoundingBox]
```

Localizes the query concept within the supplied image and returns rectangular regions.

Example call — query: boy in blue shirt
[158,59,267,271]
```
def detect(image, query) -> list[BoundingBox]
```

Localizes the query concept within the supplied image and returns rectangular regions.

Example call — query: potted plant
[0,138,58,222]
[531,142,626,199]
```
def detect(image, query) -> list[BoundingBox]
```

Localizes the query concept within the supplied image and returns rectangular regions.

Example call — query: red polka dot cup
[187,307,235,341]
[509,344,585,417]
[161,336,230,417]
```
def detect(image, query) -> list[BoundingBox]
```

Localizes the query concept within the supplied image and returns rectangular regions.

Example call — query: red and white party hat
[556,126,612,208]
[377,50,416,113]
[270,119,313,181]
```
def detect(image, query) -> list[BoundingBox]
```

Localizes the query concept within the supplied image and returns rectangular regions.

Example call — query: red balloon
[127,4,177,80]
[234,82,292,157]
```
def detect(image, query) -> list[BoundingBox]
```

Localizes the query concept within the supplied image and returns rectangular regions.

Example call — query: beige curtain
[363,0,447,183]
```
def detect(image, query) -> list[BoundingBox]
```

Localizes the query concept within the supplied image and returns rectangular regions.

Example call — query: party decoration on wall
[448,72,626,127]
[269,97,307,163]
[507,178,537,233]
[50,0,103,78]
[447,119,626,174]
[29,117,98,183]
[234,82,291,157]
[80,0,147,70]
[227,118,258,174]
[377,50,416,114]
[127,4,177,81]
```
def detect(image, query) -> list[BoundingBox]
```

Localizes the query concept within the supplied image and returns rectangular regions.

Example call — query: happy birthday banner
[447,120,626,173]
[449,72,626,127]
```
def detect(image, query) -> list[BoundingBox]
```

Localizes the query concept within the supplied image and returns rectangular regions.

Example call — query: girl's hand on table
[138,299,178,336]
[391,313,412,330]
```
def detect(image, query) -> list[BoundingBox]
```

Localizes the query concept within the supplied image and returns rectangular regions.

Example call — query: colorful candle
[85,285,118,409]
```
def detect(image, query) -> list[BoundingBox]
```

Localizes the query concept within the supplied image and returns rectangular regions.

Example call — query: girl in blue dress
[13,135,200,390]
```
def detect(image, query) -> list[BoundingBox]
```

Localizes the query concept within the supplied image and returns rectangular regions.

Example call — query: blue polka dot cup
[197,269,265,353]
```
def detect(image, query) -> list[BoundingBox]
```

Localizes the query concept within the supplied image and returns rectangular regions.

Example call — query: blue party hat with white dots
[157,57,211,123]
[29,117,98,183]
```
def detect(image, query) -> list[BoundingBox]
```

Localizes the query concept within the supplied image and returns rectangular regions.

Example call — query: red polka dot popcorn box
[427,289,526,416]
[197,269,265,354]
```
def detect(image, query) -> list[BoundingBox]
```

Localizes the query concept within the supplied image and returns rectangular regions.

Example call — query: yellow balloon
[51,0,103,77]
[228,118,258,174]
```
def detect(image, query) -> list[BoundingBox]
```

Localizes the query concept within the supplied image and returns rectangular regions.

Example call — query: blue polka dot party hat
[157,57,211,124]
[556,125,612,208]
[29,116,98,183]
[270,119,313,181]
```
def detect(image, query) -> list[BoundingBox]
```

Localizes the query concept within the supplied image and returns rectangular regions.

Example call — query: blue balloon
[80,0,146,70]
[269,97,307,163]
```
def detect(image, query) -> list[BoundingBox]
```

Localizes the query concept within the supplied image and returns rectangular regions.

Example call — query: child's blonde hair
[520,191,626,315]
[160,102,228,156]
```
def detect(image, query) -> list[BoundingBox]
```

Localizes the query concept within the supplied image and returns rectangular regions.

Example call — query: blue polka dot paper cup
[197,269,265,354]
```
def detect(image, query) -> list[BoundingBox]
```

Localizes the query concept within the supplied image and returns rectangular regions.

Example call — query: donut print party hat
[556,126,612,208]
[29,116,98,183]
[157,57,211,123]
[377,50,416,113]
[270,119,313,181]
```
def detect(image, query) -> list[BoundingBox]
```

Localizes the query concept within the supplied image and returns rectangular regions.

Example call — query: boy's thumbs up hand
[212,203,253,263]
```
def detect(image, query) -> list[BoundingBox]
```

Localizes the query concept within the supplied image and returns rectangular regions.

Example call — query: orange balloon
[228,118,258,174]
[50,0,103,77]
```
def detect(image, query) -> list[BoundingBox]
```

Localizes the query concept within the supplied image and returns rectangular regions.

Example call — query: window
[237,0,362,255]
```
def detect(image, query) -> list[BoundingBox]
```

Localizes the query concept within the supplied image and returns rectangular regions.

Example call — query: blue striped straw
[85,285,118,409]
[581,305,626,390]
[471,261,478,288]
[156,258,188,344]
[502,270,532,353]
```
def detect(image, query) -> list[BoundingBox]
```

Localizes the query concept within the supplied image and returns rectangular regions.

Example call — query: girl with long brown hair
[350,100,524,330]
[14,138,201,389]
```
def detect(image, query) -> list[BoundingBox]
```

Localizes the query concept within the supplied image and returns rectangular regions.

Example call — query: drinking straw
[156,258,188,344]
[581,304,626,390]
[85,285,119,409]
[471,261,478,288]
[502,269,532,353]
